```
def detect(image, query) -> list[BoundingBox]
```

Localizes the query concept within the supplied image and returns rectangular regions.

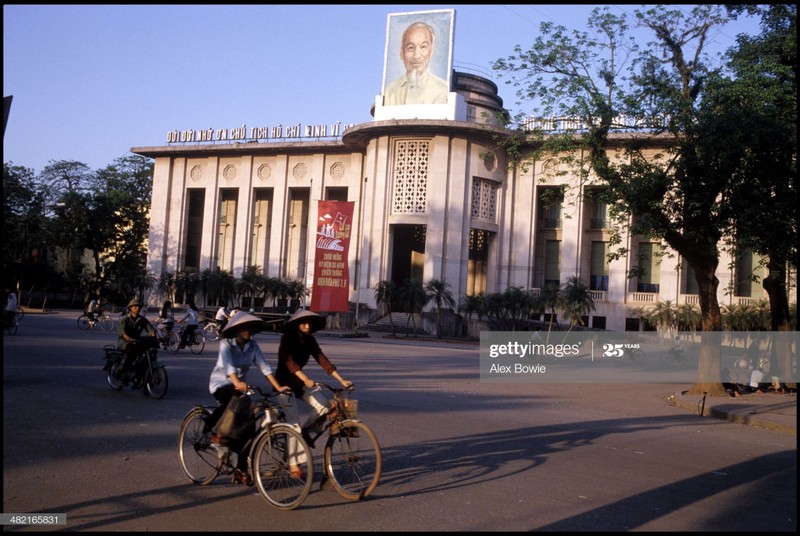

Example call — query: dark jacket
[275,331,337,397]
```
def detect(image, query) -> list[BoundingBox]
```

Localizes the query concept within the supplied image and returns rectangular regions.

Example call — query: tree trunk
[763,256,793,385]
[687,264,727,396]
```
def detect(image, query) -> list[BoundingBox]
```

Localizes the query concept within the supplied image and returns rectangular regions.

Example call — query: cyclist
[177,301,200,349]
[4,287,18,329]
[670,335,685,359]
[275,309,352,451]
[214,304,230,331]
[85,296,100,326]
[157,300,175,338]
[116,298,158,380]
[204,311,291,485]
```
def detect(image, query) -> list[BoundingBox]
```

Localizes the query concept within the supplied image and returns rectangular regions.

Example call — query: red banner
[310,201,354,312]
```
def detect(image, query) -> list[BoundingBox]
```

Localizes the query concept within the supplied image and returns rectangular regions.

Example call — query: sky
[3,4,762,174]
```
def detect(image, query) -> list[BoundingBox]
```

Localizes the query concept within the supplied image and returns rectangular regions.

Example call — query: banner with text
[310,201,354,312]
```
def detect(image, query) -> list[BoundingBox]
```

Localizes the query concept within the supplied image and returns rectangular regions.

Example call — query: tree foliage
[492,5,796,395]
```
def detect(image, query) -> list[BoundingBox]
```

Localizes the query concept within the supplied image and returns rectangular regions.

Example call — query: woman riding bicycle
[275,310,352,449]
[204,311,291,485]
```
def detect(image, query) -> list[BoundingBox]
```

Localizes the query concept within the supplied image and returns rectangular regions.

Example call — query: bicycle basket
[329,399,358,436]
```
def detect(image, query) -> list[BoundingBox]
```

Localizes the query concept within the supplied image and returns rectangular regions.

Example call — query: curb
[667,390,796,435]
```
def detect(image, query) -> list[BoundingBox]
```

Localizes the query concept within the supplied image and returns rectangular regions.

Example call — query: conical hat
[221,311,267,338]
[282,309,326,334]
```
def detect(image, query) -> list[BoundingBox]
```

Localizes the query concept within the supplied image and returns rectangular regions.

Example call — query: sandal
[233,469,253,486]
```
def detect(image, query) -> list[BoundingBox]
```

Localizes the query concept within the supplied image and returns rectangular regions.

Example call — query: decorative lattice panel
[471,178,497,221]
[392,140,429,214]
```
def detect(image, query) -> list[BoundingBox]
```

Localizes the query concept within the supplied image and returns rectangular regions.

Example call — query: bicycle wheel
[167,331,180,354]
[189,331,205,354]
[629,348,645,362]
[98,315,115,332]
[5,316,19,336]
[15,307,24,321]
[106,359,125,391]
[660,352,673,365]
[253,424,313,510]
[144,366,169,399]
[323,420,382,501]
[178,407,221,485]
[203,322,220,341]
[77,315,91,330]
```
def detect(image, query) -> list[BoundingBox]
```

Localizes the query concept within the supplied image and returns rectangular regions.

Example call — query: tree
[562,275,596,333]
[374,280,397,336]
[492,5,779,395]
[425,278,456,338]
[397,278,427,337]
[535,283,564,338]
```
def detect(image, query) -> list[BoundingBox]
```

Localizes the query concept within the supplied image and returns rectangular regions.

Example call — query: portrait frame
[381,9,455,105]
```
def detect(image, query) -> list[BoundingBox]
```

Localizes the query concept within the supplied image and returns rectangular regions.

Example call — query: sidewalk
[323,328,798,436]
[668,389,797,435]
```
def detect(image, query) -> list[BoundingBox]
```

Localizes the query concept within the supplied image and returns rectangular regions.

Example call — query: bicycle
[613,347,645,362]
[660,348,694,366]
[168,324,205,354]
[78,311,115,332]
[303,382,382,501]
[4,312,19,335]
[177,386,313,510]
[15,306,24,322]
[201,319,221,341]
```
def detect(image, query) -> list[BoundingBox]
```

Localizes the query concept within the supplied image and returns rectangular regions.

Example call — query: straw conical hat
[222,311,266,338]
[282,309,326,334]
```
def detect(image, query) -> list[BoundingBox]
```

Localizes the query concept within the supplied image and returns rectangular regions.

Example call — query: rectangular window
[590,241,609,291]
[184,189,205,271]
[735,248,757,297]
[216,190,238,272]
[250,189,273,271]
[539,188,563,229]
[588,188,609,229]
[637,242,661,293]
[544,240,561,286]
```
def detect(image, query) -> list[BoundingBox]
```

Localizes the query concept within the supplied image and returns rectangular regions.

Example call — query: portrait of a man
[382,10,454,106]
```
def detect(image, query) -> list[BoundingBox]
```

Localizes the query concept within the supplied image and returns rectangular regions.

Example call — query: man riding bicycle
[116,297,158,380]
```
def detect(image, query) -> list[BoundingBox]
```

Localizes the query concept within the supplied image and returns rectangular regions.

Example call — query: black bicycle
[177,387,313,510]
[305,383,382,501]
[168,324,205,354]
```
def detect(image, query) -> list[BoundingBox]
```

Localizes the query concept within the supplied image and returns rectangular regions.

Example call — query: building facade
[132,68,773,333]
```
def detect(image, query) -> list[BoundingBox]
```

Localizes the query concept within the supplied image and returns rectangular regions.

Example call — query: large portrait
[381,9,455,106]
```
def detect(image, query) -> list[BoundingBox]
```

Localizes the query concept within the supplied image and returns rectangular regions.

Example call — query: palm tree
[287,279,309,310]
[398,278,427,337]
[374,280,397,336]
[562,275,595,333]
[458,293,484,338]
[536,282,565,338]
[425,278,455,338]
[649,300,678,340]
[157,271,176,304]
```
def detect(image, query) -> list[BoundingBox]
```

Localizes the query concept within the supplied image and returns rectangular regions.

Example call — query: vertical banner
[310,201,354,312]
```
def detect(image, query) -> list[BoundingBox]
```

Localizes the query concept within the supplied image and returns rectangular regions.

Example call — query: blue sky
[3,5,760,173]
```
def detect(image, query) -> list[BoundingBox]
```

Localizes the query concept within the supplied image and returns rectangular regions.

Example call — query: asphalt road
[3,312,797,532]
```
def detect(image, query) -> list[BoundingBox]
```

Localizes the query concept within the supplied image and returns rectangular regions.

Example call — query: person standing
[116,298,158,379]
[384,21,449,105]
[205,311,290,485]
[178,301,199,349]
[275,309,352,449]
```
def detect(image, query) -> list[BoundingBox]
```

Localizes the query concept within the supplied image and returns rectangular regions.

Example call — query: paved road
[3,312,797,531]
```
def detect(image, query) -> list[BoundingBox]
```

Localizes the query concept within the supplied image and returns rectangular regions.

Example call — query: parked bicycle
[178,386,313,510]
[78,311,115,332]
[102,344,169,399]
[304,382,382,501]
[167,324,205,354]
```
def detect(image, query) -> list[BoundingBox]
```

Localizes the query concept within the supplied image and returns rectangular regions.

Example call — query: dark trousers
[180,324,198,347]
[206,385,254,471]
[121,337,157,373]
